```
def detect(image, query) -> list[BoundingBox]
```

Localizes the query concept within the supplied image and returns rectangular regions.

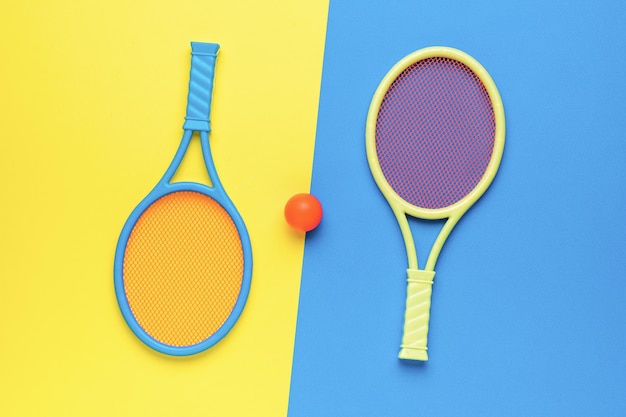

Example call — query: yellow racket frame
[365,46,505,361]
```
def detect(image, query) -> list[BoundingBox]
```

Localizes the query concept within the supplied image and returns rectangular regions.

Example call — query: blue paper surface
[289,1,626,415]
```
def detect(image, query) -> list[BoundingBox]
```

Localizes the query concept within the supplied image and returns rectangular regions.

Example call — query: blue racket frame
[113,42,253,356]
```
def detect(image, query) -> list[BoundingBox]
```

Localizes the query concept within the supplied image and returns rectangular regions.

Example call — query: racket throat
[167,132,215,187]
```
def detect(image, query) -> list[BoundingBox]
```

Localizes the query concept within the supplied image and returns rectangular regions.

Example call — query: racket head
[366,47,505,220]
[113,182,252,356]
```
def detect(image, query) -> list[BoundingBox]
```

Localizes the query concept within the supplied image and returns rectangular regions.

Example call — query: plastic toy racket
[366,47,505,361]
[114,42,252,356]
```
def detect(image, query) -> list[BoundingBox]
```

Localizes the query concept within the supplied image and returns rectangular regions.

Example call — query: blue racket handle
[183,42,220,132]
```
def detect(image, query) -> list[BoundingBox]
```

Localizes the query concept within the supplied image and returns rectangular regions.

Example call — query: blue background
[289,1,626,416]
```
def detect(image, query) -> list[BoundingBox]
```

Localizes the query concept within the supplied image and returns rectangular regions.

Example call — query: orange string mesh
[123,191,244,347]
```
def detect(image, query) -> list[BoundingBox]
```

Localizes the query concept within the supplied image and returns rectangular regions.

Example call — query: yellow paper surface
[0,1,328,415]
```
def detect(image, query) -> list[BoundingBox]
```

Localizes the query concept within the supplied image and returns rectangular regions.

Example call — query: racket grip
[183,42,220,132]
[399,269,436,361]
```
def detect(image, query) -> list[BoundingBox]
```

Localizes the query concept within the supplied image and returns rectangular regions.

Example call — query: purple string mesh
[375,57,496,210]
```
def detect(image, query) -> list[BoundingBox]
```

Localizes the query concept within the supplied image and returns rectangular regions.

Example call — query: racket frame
[114,43,252,356]
[365,46,505,360]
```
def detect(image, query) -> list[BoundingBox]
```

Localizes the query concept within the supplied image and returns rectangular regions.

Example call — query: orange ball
[284,193,323,232]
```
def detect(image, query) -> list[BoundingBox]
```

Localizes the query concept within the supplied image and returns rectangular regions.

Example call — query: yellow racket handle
[399,269,436,361]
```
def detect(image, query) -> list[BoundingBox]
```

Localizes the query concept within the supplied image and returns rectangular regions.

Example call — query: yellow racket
[366,47,505,360]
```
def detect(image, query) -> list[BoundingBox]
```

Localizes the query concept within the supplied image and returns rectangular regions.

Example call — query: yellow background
[0,1,328,415]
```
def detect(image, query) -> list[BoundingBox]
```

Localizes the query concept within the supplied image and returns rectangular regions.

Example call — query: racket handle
[399,269,436,361]
[183,42,220,132]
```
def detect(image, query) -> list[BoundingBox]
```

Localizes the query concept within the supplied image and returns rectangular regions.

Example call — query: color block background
[2,1,626,416]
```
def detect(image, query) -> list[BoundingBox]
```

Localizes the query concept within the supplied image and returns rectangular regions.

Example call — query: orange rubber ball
[284,193,323,232]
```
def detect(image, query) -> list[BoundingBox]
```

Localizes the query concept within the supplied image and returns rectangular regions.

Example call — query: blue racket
[114,42,252,356]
